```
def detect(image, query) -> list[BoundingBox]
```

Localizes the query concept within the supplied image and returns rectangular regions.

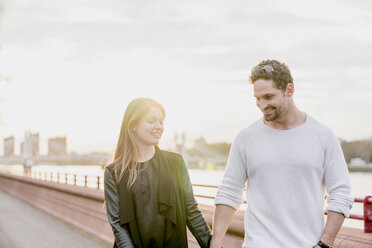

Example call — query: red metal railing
[322,196,372,233]
[193,184,372,233]
[1,168,371,233]
[349,197,372,220]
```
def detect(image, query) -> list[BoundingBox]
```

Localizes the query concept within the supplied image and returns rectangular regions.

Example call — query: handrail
[355,197,372,204]
[0,168,104,189]
[1,168,371,232]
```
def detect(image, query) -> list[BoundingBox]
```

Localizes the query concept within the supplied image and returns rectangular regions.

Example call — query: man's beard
[263,107,281,122]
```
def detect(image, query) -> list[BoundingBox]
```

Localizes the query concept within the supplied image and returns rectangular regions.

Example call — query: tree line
[341,138,372,163]
[187,137,372,163]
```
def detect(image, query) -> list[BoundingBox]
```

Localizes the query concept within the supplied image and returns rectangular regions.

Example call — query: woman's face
[133,106,164,147]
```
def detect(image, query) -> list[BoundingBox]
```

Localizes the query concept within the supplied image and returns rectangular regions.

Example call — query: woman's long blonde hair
[107,98,165,188]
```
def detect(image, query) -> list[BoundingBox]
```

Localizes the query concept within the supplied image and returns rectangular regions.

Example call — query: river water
[1,164,371,230]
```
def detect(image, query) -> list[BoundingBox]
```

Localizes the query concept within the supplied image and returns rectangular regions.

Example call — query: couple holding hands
[104,59,353,248]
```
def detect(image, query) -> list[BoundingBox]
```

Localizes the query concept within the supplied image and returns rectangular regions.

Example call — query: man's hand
[210,237,223,248]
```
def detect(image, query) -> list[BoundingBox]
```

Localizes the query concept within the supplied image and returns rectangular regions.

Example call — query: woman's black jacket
[104,147,212,248]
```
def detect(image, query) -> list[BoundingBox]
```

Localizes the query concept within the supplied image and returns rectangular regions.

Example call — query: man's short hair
[249,59,293,91]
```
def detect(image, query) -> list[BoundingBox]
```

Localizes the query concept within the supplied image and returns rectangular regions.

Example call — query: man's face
[253,79,290,122]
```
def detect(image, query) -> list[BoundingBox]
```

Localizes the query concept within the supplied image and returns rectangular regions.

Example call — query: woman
[104,98,211,248]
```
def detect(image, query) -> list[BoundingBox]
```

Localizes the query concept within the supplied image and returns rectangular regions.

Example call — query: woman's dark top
[104,147,211,248]
[132,159,165,247]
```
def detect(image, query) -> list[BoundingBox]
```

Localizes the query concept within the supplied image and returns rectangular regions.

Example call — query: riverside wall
[0,173,371,248]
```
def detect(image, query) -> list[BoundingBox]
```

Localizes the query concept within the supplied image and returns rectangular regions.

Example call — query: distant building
[30,133,39,156]
[4,136,15,156]
[21,131,39,156]
[20,141,24,155]
[48,137,67,155]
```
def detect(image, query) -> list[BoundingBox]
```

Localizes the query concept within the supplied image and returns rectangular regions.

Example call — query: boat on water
[348,165,372,173]
[348,159,372,172]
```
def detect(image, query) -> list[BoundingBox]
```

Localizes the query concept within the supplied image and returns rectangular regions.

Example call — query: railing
[348,197,372,221]
[1,168,371,233]
[321,196,372,233]
[193,184,372,234]
[0,168,104,189]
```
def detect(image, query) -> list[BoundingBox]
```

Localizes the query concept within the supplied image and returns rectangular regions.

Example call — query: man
[211,59,353,248]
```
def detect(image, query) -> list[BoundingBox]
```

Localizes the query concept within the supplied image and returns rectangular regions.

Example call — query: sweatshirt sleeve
[215,133,247,210]
[323,130,354,217]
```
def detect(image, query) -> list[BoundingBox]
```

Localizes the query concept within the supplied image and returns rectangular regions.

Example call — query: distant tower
[20,142,24,155]
[20,131,39,156]
[174,132,186,154]
[3,136,15,156]
[22,131,33,157]
[22,130,34,169]
[30,132,39,156]
[48,136,67,155]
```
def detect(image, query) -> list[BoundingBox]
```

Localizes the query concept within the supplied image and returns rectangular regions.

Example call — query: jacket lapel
[156,147,178,226]
[118,171,135,225]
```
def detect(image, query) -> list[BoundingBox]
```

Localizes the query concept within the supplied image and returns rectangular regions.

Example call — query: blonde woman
[104,98,211,248]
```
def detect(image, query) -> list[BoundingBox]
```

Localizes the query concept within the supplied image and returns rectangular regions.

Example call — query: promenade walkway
[0,190,106,248]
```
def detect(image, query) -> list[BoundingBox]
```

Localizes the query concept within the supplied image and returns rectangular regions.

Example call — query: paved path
[0,190,106,248]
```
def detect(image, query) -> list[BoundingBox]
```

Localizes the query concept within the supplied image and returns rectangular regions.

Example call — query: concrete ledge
[0,173,103,200]
[335,227,372,247]
[1,172,371,248]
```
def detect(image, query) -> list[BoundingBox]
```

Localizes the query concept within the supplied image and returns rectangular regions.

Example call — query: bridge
[0,171,371,248]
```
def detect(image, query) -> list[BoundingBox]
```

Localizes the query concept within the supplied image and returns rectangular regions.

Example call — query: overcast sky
[1,0,372,154]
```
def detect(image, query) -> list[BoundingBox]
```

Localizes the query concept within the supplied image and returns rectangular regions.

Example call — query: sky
[0,0,372,154]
